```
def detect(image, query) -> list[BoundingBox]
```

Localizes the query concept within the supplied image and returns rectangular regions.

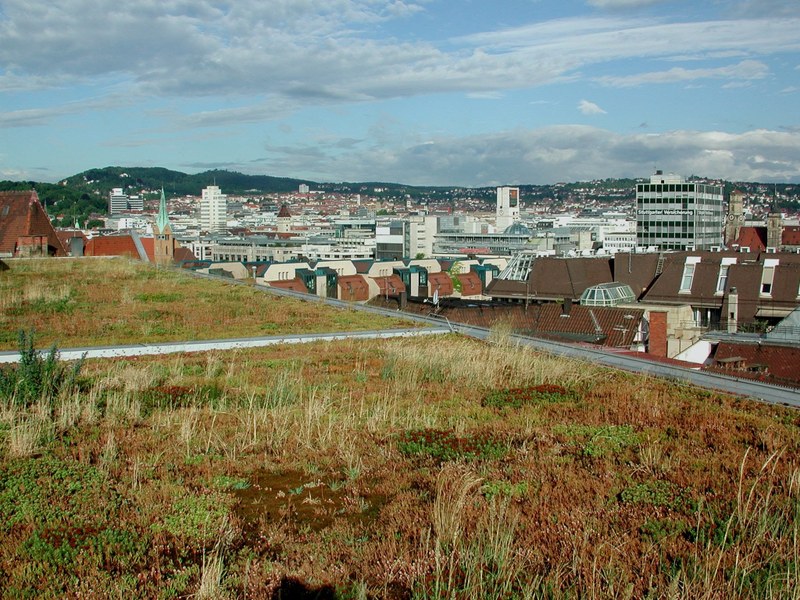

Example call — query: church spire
[156,188,171,235]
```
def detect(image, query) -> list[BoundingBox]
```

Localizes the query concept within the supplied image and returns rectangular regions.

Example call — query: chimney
[561,298,572,317]
[648,311,668,357]
[727,287,738,334]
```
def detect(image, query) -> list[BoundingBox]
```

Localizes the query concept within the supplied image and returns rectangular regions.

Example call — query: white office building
[108,188,128,215]
[635,171,724,251]
[200,185,227,233]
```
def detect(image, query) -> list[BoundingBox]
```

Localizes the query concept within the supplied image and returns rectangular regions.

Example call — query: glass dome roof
[503,222,531,236]
[579,282,636,307]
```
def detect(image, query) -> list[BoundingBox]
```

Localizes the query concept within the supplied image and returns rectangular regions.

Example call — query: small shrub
[397,428,508,462]
[0,331,84,408]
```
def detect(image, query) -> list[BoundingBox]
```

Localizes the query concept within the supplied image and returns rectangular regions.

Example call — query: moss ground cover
[0,258,413,350]
[0,330,798,598]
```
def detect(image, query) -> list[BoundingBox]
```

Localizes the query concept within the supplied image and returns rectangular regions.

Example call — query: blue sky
[1,0,799,186]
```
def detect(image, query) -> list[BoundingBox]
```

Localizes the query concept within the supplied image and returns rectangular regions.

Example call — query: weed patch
[481,480,530,500]
[619,480,693,511]
[482,383,575,409]
[397,428,508,462]
[138,384,224,414]
[0,455,112,533]
[155,492,233,546]
[640,517,689,542]
[134,292,184,303]
[555,423,641,458]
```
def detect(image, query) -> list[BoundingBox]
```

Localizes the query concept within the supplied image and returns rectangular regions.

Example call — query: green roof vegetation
[0,299,797,597]
[0,258,412,350]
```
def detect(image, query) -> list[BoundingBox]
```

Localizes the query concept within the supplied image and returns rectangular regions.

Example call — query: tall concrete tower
[496,186,520,231]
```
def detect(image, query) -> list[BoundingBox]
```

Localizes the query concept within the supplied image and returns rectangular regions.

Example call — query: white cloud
[597,59,769,87]
[467,91,504,100]
[237,126,800,186]
[578,100,607,115]
[1,1,798,110]
[0,96,130,128]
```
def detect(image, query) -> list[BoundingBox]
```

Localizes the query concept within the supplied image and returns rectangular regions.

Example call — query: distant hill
[60,167,316,196]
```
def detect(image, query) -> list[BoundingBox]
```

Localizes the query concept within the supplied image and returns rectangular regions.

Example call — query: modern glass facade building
[635,172,723,251]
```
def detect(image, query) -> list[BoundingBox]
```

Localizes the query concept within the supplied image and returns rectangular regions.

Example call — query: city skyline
[1,0,799,186]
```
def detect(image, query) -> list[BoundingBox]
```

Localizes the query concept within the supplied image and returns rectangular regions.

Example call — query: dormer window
[680,257,701,293]
[760,259,779,297]
[715,266,729,294]
[715,257,737,295]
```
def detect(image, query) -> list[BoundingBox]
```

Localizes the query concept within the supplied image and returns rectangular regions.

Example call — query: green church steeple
[156,188,171,235]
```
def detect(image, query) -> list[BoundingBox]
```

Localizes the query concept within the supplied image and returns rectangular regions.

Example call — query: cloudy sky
[1,0,799,186]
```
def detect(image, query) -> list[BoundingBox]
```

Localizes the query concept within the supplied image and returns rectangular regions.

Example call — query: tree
[448,261,462,293]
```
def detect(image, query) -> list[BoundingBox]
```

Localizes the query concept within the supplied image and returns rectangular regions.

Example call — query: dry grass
[0,257,415,350]
[1,333,798,599]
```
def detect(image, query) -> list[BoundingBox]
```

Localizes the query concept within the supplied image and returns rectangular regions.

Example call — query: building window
[760,262,778,297]
[680,264,695,292]
[715,265,729,295]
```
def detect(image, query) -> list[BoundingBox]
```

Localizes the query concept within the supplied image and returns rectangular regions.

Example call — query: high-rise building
[200,185,227,233]
[109,188,129,215]
[108,188,144,215]
[635,171,723,251]
[495,186,520,231]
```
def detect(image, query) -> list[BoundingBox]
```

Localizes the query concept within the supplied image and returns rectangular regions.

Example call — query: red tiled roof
[734,227,767,252]
[337,275,370,301]
[783,226,800,246]
[84,234,192,263]
[373,274,406,296]
[277,204,292,218]
[393,301,644,348]
[84,235,141,258]
[269,277,308,293]
[0,190,67,256]
[456,271,483,296]
[428,272,454,296]
[173,247,196,262]
[705,342,800,387]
